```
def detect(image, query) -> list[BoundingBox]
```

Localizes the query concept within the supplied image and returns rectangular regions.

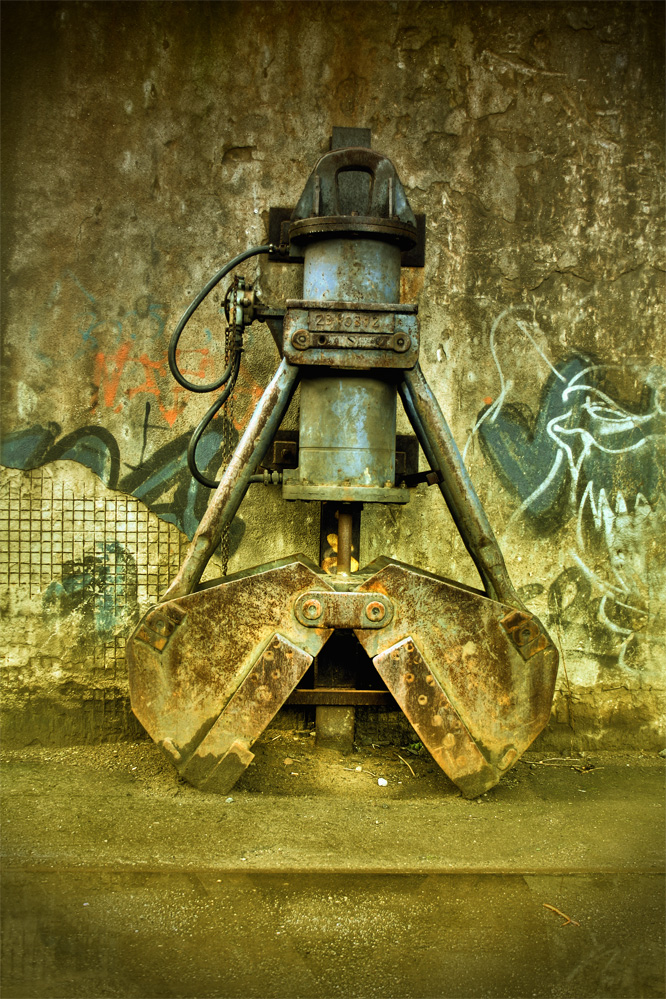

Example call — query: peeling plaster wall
[1,1,664,748]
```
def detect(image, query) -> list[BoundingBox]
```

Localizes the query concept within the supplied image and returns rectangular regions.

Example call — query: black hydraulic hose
[168,243,275,488]
[187,351,242,489]
[168,244,273,392]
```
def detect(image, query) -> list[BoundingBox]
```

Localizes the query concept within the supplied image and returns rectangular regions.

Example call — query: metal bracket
[294,590,394,630]
[283,301,419,370]
[134,603,186,652]
[268,207,426,266]
[500,609,550,660]
[291,329,411,353]
[259,433,420,479]
[287,687,395,706]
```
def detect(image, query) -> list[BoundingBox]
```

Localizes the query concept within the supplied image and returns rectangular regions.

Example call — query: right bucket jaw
[354,557,559,797]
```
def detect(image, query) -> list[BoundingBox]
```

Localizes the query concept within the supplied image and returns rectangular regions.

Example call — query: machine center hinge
[293,590,394,630]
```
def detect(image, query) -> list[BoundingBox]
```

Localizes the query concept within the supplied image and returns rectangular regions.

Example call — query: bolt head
[302,598,322,620]
[365,600,386,622]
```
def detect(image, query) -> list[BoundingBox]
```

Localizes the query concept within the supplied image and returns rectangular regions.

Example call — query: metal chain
[218,278,239,574]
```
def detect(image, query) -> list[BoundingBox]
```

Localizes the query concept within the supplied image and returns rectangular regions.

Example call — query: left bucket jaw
[355,558,559,797]
[126,556,332,792]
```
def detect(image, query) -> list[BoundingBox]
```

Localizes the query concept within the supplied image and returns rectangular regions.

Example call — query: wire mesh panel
[0,465,188,689]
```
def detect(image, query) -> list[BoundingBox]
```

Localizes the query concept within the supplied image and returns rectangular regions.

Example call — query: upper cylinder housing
[282,142,417,505]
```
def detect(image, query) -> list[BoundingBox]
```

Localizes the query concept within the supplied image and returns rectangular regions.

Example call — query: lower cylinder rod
[336,507,353,575]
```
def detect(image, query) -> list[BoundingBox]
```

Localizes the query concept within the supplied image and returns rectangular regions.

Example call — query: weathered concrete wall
[2,1,664,748]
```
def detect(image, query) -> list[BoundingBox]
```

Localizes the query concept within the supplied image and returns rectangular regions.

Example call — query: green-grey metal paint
[303,239,402,303]
[287,238,402,502]
[291,374,396,488]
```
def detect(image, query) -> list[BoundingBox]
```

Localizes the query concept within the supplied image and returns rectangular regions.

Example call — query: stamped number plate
[283,303,420,370]
[309,310,396,333]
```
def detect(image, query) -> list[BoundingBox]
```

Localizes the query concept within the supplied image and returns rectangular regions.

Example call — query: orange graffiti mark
[91,342,132,411]
[125,353,186,427]
[174,347,215,383]
[91,342,266,433]
[126,353,165,401]
[91,344,219,428]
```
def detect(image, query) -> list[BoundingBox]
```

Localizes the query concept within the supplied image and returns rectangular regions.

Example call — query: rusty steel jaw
[127,556,331,793]
[127,554,558,798]
[356,557,558,797]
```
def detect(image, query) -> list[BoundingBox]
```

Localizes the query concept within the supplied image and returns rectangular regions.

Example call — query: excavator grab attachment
[127,130,559,799]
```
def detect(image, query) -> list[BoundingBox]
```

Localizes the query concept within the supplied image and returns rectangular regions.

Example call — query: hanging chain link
[218,277,241,574]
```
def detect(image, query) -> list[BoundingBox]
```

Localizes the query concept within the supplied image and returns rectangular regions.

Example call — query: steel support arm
[401,364,524,609]
[163,359,300,600]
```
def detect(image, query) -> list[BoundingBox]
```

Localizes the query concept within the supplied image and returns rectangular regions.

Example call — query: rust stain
[400,268,424,302]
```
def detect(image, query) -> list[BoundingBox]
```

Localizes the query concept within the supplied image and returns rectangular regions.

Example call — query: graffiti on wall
[0,463,190,671]
[5,270,269,547]
[465,307,665,672]
[7,277,665,674]
[42,541,139,641]
[0,417,245,548]
[2,271,267,649]
[47,270,263,429]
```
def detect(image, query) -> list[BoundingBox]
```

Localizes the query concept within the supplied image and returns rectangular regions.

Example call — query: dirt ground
[2,735,664,999]
[2,726,662,803]
[1,732,664,875]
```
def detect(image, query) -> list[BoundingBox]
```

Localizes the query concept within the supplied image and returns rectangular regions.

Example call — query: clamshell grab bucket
[127,555,557,798]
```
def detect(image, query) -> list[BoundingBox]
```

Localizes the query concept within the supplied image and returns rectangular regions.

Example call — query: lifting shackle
[127,129,558,799]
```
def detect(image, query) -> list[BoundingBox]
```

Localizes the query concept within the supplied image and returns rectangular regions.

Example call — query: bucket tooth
[177,634,312,793]
[183,739,255,795]
[354,558,559,796]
